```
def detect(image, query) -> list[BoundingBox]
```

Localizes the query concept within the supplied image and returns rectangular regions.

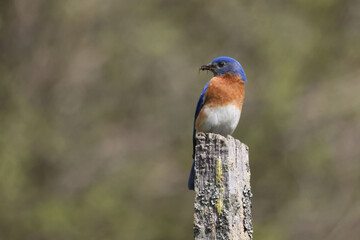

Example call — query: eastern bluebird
[188,56,247,190]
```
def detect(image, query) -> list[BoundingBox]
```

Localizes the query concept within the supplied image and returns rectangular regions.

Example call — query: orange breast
[204,73,245,110]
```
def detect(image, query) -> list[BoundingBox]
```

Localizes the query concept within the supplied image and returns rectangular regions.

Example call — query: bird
[188,56,247,190]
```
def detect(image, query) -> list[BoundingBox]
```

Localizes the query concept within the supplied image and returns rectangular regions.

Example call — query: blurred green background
[0,0,359,239]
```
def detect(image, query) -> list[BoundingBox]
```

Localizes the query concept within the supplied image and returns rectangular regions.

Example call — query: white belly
[197,105,241,136]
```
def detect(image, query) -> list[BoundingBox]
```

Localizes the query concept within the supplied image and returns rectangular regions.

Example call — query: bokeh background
[1,0,359,239]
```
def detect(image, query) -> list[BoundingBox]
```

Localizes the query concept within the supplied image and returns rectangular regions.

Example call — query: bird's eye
[218,61,225,67]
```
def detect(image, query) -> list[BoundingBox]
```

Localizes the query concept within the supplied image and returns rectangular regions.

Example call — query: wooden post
[193,133,253,240]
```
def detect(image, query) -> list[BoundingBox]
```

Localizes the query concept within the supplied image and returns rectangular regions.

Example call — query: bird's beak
[199,64,216,71]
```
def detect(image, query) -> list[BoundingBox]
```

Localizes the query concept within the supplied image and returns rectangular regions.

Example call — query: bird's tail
[188,160,195,190]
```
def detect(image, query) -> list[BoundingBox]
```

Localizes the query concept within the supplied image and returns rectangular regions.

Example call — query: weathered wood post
[193,133,253,240]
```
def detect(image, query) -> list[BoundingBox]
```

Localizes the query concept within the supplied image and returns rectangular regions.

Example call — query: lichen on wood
[193,133,252,240]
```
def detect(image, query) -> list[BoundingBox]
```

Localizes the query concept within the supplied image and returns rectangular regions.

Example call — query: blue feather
[210,56,247,81]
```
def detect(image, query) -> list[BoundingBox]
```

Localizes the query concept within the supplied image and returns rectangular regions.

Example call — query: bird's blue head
[200,56,247,82]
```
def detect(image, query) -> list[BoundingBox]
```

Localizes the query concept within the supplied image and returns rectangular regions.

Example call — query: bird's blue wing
[193,80,210,155]
[188,81,210,190]
[194,80,210,123]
